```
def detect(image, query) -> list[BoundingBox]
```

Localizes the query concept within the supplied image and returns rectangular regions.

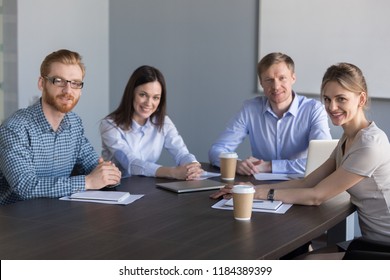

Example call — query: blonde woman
[212,63,390,258]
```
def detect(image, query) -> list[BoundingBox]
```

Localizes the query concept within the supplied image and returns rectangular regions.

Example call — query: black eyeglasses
[44,76,84,89]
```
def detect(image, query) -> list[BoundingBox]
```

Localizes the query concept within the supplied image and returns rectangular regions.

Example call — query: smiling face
[132,81,162,125]
[259,62,296,109]
[322,81,366,128]
[40,62,82,114]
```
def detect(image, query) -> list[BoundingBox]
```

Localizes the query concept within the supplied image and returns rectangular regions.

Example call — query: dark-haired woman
[100,65,202,180]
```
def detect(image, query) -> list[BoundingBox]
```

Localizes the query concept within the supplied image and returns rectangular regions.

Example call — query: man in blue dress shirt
[209,52,332,175]
[0,49,121,205]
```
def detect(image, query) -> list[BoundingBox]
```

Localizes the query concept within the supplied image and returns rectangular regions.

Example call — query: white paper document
[224,198,283,210]
[60,191,144,205]
[196,171,221,180]
[254,173,303,181]
[212,199,292,214]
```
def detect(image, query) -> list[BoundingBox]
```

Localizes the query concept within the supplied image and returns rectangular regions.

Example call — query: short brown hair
[40,49,86,78]
[257,52,295,81]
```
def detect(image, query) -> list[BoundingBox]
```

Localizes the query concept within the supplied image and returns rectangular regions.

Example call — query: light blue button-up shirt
[208,93,331,174]
[100,116,197,177]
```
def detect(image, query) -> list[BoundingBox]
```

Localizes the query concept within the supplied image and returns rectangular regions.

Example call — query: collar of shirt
[33,99,71,134]
[264,91,299,118]
[131,118,153,133]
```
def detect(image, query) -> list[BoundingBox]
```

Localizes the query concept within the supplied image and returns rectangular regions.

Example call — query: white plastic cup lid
[232,185,255,194]
[219,152,238,159]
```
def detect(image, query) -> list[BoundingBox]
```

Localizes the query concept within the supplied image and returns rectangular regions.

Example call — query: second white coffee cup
[219,152,238,181]
[232,185,255,221]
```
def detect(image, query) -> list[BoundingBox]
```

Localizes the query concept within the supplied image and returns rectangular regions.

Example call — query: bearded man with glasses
[0,49,121,205]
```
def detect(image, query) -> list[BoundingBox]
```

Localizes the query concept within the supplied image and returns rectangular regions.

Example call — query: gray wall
[109,0,390,166]
[1,0,18,122]
[110,0,390,238]
[7,0,390,164]
[16,0,109,153]
[7,0,388,239]
[109,0,258,165]
[7,0,109,151]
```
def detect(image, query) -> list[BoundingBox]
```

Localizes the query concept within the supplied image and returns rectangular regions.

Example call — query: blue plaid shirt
[0,99,99,205]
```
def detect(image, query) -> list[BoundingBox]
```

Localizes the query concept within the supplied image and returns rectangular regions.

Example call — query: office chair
[343,238,390,260]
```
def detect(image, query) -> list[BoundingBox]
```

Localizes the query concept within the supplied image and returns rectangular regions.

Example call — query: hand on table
[85,158,122,190]
[183,162,204,180]
[209,181,254,200]
[236,156,271,175]
[170,162,204,180]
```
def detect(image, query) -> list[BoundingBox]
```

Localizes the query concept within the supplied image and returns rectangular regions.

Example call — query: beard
[42,88,80,114]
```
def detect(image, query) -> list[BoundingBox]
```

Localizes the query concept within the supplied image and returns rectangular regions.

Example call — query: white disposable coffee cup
[232,185,255,221]
[219,152,238,181]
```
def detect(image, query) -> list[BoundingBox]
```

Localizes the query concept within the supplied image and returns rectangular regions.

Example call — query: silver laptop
[156,179,225,193]
[305,139,339,176]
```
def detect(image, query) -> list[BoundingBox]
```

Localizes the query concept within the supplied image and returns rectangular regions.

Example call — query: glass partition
[1,0,17,122]
[0,0,4,123]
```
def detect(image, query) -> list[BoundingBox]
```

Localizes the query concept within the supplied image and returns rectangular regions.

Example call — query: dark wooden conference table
[0,163,355,260]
